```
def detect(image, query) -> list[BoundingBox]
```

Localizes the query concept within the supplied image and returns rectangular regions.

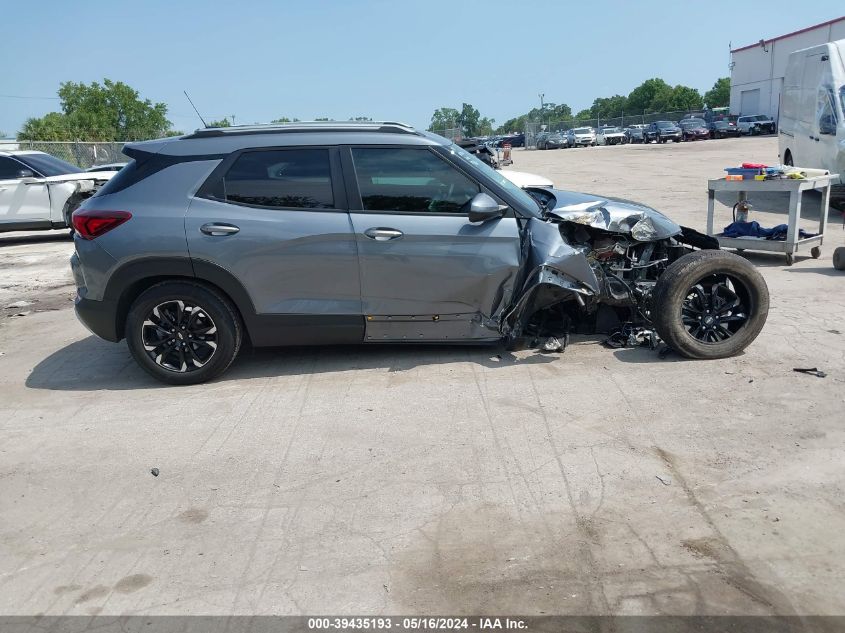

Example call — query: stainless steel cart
[706,171,839,265]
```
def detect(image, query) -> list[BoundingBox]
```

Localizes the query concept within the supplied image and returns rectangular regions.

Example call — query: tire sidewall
[125,282,241,385]
[652,251,769,359]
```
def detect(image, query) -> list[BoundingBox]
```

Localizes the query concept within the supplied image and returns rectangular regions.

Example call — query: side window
[0,157,23,180]
[817,87,838,135]
[220,149,334,209]
[351,148,480,214]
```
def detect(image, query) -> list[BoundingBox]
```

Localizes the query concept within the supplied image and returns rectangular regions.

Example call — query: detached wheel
[833,247,845,271]
[811,246,822,259]
[652,250,769,359]
[126,281,242,385]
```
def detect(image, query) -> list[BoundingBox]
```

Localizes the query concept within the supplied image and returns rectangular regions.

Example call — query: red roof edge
[731,15,845,53]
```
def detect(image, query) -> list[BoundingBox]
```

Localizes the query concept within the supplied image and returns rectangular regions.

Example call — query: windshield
[602,127,621,133]
[573,128,591,134]
[15,152,82,177]
[681,119,705,127]
[754,115,769,121]
[447,143,540,216]
[656,121,673,128]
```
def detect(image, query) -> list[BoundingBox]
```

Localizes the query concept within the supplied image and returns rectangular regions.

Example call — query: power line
[0,94,60,100]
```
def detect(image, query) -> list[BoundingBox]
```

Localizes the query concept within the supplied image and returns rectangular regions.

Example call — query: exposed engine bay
[504,186,762,359]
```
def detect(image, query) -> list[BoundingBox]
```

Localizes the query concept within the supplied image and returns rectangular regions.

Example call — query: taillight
[72,210,131,240]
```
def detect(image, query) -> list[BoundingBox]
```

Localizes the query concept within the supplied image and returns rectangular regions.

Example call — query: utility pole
[231,114,236,126]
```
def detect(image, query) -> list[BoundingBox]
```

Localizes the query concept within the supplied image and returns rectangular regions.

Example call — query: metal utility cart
[706,170,839,265]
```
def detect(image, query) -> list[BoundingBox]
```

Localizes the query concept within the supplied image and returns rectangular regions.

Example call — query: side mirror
[468,192,506,223]
[16,169,35,179]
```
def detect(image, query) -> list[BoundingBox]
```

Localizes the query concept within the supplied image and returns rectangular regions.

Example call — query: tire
[811,246,821,259]
[652,250,769,360]
[833,247,845,271]
[125,281,243,385]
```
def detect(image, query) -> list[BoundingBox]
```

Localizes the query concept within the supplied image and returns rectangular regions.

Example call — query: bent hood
[544,188,681,240]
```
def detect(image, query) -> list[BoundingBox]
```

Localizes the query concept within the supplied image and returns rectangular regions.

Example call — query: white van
[779,39,845,194]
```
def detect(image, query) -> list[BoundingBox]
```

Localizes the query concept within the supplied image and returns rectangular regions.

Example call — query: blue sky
[1,0,843,136]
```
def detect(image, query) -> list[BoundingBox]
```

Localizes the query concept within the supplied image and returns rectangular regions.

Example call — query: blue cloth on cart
[723,221,816,241]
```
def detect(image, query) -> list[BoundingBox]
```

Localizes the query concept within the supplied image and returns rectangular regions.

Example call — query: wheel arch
[103,257,256,342]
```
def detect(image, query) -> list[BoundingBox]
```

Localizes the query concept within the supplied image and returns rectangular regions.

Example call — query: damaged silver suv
[70,121,769,384]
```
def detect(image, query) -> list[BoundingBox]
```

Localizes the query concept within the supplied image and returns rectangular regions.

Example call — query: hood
[40,171,118,184]
[543,188,682,240]
[499,169,554,189]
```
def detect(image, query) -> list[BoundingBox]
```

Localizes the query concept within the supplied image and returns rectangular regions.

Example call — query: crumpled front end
[501,218,599,340]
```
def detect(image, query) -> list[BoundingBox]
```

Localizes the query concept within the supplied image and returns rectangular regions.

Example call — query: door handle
[364,227,403,241]
[200,222,240,236]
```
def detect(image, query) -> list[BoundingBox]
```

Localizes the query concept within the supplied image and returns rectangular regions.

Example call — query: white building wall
[730,17,845,120]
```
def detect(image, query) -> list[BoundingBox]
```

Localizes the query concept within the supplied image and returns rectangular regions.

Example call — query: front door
[343,146,522,342]
[0,156,51,226]
[186,146,362,344]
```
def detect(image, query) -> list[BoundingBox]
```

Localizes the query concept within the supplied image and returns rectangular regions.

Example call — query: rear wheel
[126,281,242,385]
[652,250,769,359]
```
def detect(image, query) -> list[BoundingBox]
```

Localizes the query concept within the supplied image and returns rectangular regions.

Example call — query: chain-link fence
[11,140,128,169]
[429,127,462,141]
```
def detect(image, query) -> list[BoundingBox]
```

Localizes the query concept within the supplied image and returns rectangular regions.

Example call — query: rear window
[93,159,140,197]
[220,149,334,209]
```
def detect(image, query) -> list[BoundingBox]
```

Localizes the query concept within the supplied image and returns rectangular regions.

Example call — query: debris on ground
[655,475,672,486]
[539,334,568,353]
[604,324,659,350]
[5,301,32,309]
[150,468,160,477]
[793,367,827,378]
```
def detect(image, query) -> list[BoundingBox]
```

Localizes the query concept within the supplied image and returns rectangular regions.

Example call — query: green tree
[626,78,673,113]
[667,85,703,111]
[591,94,628,119]
[271,117,301,123]
[18,79,171,141]
[458,103,482,136]
[349,116,373,121]
[428,107,461,132]
[704,77,730,108]
[208,118,231,128]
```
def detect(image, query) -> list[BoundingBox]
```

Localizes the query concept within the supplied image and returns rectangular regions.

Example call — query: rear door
[342,145,522,342]
[0,156,51,226]
[187,146,362,342]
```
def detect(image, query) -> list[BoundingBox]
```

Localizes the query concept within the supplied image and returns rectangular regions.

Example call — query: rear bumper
[74,293,120,342]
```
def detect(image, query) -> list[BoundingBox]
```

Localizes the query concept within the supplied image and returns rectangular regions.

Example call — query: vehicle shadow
[0,231,72,247]
[785,266,844,277]
[25,336,557,391]
[610,345,704,364]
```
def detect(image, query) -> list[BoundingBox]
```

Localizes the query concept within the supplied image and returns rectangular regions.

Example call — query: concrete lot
[1,137,844,616]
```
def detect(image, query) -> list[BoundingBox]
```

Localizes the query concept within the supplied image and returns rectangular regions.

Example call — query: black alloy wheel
[142,300,219,373]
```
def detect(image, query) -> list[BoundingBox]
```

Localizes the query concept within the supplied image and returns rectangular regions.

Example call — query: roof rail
[183,120,419,139]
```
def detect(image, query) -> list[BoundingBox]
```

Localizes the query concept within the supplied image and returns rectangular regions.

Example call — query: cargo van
[779,39,845,195]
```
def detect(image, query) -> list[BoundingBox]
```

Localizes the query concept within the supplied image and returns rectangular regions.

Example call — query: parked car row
[532,113,774,150]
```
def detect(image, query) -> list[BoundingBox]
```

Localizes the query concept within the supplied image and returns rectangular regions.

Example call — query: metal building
[730,16,845,120]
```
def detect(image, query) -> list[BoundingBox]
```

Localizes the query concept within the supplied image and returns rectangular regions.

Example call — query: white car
[596,126,626,145]
[0,151,118,233]
[566,127,596,147]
